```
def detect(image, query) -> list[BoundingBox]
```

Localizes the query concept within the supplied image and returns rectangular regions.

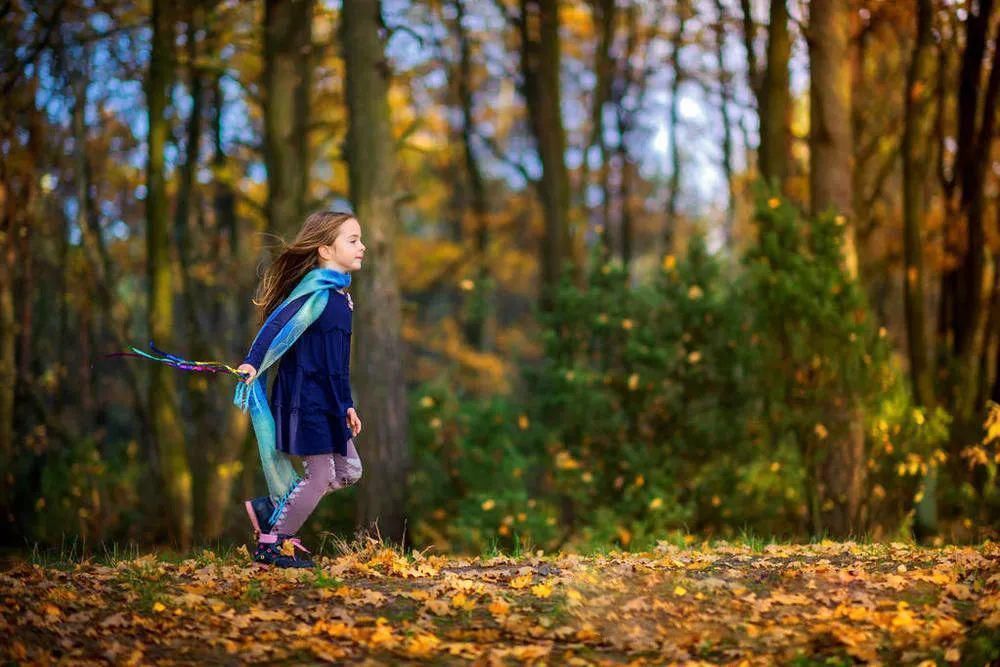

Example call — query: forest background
[3,0,999,556]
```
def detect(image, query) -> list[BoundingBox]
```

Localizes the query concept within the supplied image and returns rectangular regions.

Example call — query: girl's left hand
[346,407,362,437]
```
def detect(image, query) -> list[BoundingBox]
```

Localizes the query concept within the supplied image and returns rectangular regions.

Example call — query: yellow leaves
[687,285,703,300]
[627,373,640,390]
[450,592,475,610]
[517,414,530,430]
[814,423,829,440]
[280,540,296,558]
[768,197,781,209]
[891,603,917,630]
[620,318,634,330]
[662,254,677,272]
[458,278,475,292]
[531,582,553,598]
[405,632,441,658]
[649,497,663,510]
[488,598,511,616]
[8,542,995,664]
[419,395,435,408]
[425,598,452,616]
[555,450,581,470]
[481,499,495,511]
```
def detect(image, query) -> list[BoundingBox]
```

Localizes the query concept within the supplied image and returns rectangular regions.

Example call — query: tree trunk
[264,0,313,238]
[454,0,495,351]
[902,0,938,537]
[808,0,865,538]
[665,2,689,252]
[714,0,736,245]
[519,0,572,308]
[588,0,615,261]
[147,0,192,548]
[758,0,791,190]
[613,4,641,270]
[341,0,411,546]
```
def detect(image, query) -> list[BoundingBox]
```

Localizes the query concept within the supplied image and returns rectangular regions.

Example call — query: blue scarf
[233,267,351,511]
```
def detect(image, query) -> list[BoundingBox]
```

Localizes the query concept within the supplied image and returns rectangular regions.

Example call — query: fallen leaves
[1,540,997,664]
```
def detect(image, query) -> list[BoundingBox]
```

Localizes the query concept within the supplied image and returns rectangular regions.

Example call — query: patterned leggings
[271,439,363,535]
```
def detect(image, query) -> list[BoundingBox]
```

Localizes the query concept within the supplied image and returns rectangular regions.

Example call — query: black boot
[252,533,314,569]
[244,496,276,535]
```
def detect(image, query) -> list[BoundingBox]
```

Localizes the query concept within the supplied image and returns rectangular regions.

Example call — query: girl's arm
[242,293,310,370]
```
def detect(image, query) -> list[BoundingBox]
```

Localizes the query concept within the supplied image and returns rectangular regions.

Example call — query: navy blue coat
[243,289,355,457]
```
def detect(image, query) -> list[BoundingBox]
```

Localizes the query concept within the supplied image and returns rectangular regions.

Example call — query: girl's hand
[236,363,257,384]
[346,407,362,437]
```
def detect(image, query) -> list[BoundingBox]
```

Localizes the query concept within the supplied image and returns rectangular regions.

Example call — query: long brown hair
[252,210,356,325]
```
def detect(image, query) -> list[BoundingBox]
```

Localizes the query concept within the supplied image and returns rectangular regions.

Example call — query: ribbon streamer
[106,341,249,379]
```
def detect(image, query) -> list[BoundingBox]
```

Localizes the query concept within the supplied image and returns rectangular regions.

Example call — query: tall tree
[902,0,938,535]
[744,0,791,191]
[519,0,573,307]
[665,1,690,252]
[452,0,495,351]
[808,0,865,537]
[341,0,411,545]
[263,0,313,238]
[942,0,1000,426]
[713,0,737,243]
[147,0,192,547]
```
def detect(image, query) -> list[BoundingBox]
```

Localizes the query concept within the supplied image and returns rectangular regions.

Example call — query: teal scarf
[233,267,351,508]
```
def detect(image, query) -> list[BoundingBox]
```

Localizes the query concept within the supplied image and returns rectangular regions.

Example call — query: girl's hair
[252,210,356,325]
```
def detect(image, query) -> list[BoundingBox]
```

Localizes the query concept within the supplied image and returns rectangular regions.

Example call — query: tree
[808,0,865,537]
[341,0,411,545]
[264,0,313,238]
[519,0,573,308]
[146,0,192,547]
[901,0,937,535]
[745,0,792,191]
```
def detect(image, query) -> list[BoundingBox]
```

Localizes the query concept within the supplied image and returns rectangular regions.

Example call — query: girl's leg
[271,454,338,535]
[270,440,363,535]
[331,439,363,488]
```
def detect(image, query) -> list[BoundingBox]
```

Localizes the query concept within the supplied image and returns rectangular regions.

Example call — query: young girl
[234,210,366,568]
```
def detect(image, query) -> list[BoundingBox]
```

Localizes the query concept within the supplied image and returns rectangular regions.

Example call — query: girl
[234,210,366,568]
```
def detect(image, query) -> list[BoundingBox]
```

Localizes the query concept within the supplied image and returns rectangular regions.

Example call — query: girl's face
[318,218,365,273]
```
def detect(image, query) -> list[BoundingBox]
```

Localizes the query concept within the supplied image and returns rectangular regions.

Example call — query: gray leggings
[271,439,362,535]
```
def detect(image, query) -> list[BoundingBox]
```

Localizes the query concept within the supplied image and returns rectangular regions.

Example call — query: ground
[2,536,998,665]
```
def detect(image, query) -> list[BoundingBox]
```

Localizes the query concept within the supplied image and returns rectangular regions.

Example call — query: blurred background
[2,0,998,555]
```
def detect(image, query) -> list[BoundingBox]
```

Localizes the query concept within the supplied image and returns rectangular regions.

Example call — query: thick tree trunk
[520,0,572,308]
[341,0,411,546]
[264,0,313,238]
[204,13,248,541]
[808,0,865,538]
[758,0,791,190]
[147,0,192,548]
[902,0,938,536]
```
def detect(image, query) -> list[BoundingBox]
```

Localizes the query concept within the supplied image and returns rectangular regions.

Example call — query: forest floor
[1,535,998,665]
